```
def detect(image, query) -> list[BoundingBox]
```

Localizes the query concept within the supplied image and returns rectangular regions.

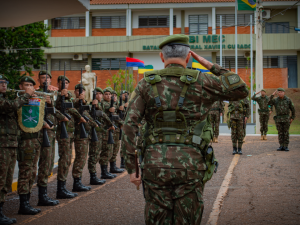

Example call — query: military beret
[112,90,117,95]
[0,74,8,81]
[261,89,266,93]
[159,34,190,49]
[94,87,103,94]
[38,70,52,78]
[20,76,36,85]
[103,88,112,93]
[57,75,70,83]
[277,88,285,92]
[121,90,129,94]
[74,84,86,91]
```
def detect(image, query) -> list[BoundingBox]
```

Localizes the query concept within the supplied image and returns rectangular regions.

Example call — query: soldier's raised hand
[272,90,277,95]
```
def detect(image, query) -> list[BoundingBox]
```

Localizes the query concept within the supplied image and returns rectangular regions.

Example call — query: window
[189,15,208,34]
[92,16,126,28]
[265,22,289,33]
[51,17,85,29]
[138,16,176,28]
[263,56,279,68]
[51,59,88,70]
[216,14,254,26]
[216,56,254,68]
[92,58,126,70]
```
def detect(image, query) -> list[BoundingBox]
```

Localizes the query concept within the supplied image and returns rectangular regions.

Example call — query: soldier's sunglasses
[0,81,9,85]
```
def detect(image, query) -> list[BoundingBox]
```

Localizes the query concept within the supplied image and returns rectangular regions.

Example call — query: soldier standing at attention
[251,89,272,140]
[0,74,34,224]
[122,34,248,224]
[269,88,295,151]
[242,97,250,143]
[209,101,224,143]
[119,90,129,168]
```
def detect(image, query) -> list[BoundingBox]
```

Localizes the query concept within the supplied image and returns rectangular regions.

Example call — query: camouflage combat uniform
[209,101,224,138]
[122,63,248,224]
[269,95,295,148]
[0,92,30,201]
[251,94,271,135]
[243,97,250,138]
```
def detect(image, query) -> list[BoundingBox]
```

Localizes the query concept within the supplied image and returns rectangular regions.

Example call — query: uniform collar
[165,63,185,68]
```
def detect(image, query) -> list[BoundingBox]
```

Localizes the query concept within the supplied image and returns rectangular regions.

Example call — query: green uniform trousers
[230,119,244,148]
[88,131,102,173]
[110,130,120,162]
[72,138,89,178]
[18,138,41,194]
[99,131,113,166]
[210,114,220,138]
[0,147,17,202]
[259,114,269,135]
[276,121,290,147]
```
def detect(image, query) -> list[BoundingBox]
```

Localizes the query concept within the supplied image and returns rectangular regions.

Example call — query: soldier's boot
[264,135,267,140]
[27,193,41,213]
[56,180,78,199]
[120,157,125,168]
[237,148,243,155]
[260,135,264,140]
[18,194,40,215]
[215,137,219,143]
[37,186,59,206]
[277,146,284,151]
[110,161,124,173]
[101,165,116,179]
[284,146,289,151]
[72,178,91,192]
[90,173,106,185]
[0,202,16,224]
[232,147,237,155]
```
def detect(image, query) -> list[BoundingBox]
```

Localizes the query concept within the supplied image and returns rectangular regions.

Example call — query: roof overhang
[0,0,90,28]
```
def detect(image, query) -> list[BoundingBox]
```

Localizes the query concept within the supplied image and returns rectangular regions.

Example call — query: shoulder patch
[221,72,245,90]
[227,74,240,85]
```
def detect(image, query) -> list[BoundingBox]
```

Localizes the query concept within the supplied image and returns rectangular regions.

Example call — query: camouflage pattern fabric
[209,101,224,138]
[122,63,248,223]
[110,131,120,162]
[259,114,269,135]
[88,132,102,173]
[243,97,250,138]
[275,122,291,147]
[99,131,113,165]
[230,119,244,148]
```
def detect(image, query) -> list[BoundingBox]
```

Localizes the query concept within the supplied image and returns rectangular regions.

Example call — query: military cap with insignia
[121,90,129,94]
[103,88,112,93]
[94,87,103,94]
[159,34,190,49]
[75,84,86,91]
[0,74,8,81]
[261,89,266,93]
[20,76,36,85]
[277,88,285,92]
[111,90,117,95]
[57,75,70,83]
[39,70,52,78]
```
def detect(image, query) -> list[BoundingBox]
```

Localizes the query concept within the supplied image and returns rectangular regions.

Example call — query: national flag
[238,0,256,11]
[138,65,153,74]
[126,57,145,68]
[192,58,212,74]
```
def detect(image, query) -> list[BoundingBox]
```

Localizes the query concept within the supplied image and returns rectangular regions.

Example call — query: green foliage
[0,22,51,89]
[106,69,136,95]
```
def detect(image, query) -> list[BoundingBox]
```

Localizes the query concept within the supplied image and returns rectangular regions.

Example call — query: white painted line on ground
[206,154,240,225]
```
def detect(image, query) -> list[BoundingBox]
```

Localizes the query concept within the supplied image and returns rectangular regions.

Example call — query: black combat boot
[284,146,289,151]
[232,147,237,155]
[37,186,59,206]
[277,146,284,151]
[18,194,40,215]
[72,178,91,192]
[0,202,16,224]
[90,173,106,185]
[56,180,78,199]
[101,165,116,179]
[110,161,124,173]
[237,148,243,155]
[120,157,125,168]
[27,193,41,213]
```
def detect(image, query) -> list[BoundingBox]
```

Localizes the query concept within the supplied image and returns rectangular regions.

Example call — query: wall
[92,28,126,36]
[51,29,85,37]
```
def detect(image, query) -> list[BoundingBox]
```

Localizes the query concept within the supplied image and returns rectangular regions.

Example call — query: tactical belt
[258,109,269,112]
[275,114,289,119]
[21,132,40,140]
[0,129,20,136]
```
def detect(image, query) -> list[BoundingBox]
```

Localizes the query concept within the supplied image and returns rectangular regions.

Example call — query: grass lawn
[267,119,300,134]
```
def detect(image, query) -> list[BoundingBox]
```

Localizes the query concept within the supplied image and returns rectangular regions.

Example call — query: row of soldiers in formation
[208,88,295,154]
[0,72,130,224]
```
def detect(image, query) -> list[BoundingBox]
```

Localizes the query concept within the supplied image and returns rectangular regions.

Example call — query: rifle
[135,150,139,190]
[78,68,91,139]
[60,62,73,139]
[90,76,102,142]
[119,85,124,120]
[42,63,55,147]
[124,92,128,112]
[107,92,119,144]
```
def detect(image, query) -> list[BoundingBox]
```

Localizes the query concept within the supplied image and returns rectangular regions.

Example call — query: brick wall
[92,28,126,36]
[216,26,254,34]
[51,29,85,37]
[133,27,188,35]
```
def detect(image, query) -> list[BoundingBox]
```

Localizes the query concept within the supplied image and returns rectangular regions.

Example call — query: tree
[106,69,136,95]
[0,22,51,89]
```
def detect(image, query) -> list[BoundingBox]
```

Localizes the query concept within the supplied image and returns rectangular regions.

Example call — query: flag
[192,58,212,74]
[126,57,145,68]
[238,0,256,11]
[138,65,153,74]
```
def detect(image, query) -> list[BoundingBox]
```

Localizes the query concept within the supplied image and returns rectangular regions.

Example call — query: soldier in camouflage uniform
[209,101,224,143]
[71,84,98,192]
[88,87,114,185]
[55,76,86,199]
[251,89,271,140]
[0,74,34,224]
[242,97,250,142]
[119,90,129,168]
[36,71,68,207]
[269,88,295,151]
[122,34,248,224]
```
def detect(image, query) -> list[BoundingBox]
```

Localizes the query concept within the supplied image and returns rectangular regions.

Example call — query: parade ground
[3,135,300,225]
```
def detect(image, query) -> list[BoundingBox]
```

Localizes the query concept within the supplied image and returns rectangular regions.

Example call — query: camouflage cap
[159,34,190,49]
[261,89,266,93]
[103,88,112,93]
[112,90,117,95]
[94,87,103,94]
[38,70,52,78]
[121,90,129,94]
[277,88,285,92]
[0,74,8,81]
[20,76,36,85]
[57,76,70,83]
[74,84,86,90]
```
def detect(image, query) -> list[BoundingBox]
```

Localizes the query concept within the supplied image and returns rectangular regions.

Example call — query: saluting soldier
[251,89,272,140]
[122,34,248,224]
[0,74,34,224]
[269,88,295,151]
[209,100,224,143]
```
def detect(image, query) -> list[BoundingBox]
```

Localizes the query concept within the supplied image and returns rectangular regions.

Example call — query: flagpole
[220,15,223,124]
[235,0,238,75]
[250,14,253,123]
